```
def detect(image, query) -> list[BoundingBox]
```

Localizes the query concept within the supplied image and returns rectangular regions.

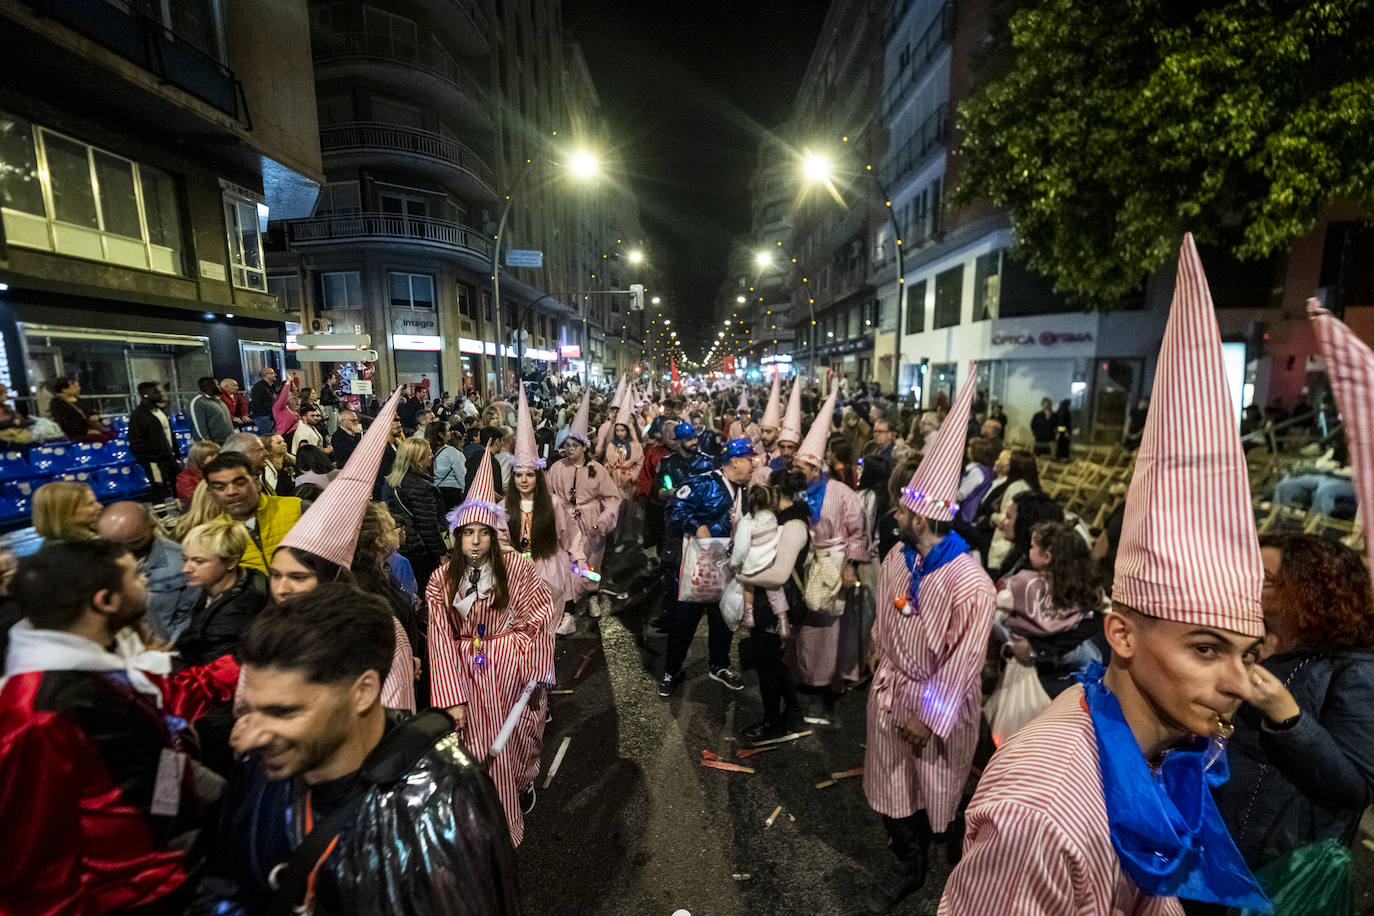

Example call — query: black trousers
[664,593,732,675]
[884,811,933,866]
[643,500,664,550]
[141,460,177,503]
[751,622,797,722]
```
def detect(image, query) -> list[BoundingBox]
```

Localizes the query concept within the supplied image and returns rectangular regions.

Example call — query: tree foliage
[954,0,1374,305]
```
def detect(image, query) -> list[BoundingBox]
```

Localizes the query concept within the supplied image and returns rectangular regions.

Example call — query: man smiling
[940,236,1271,915]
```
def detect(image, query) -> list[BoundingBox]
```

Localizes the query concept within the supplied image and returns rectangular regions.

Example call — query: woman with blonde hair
[32,480,101,542]
[177,440,220,509]
[384,436,447,592]
[173,481,221,543]
[178,517,268,668]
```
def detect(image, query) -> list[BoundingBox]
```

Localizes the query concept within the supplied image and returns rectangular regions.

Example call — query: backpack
[802,547,843,616]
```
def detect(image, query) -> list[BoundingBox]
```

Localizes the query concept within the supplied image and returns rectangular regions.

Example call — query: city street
[518,547,958,916]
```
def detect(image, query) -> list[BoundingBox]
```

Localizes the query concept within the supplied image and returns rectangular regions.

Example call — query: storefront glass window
[0,115,44,215]
[21,325,210,417]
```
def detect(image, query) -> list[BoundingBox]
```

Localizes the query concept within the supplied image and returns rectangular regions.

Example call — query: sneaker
[555,612,577,636]
[864,859,926,914]
[519,786,536,815]
[657,670,683,698]
[588,595,604,618]
[739,719,790,744]
[708,667,745,691]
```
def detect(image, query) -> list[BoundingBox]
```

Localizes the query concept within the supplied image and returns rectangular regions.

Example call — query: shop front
[391,311,442,399]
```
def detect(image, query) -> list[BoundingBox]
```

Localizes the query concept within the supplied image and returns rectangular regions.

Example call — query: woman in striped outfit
[427,448,555,847]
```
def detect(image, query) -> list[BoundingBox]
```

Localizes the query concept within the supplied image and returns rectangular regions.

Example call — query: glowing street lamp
[801,152,833,184]
[651,296,661,304]
[567,150,600,180]
[755,251,773,269]
[628,249,644,264]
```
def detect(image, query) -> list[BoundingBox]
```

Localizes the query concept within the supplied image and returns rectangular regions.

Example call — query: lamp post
[490,150,599,395]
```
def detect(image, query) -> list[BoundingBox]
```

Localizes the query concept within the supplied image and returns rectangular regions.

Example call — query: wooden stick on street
[542,736,571,789]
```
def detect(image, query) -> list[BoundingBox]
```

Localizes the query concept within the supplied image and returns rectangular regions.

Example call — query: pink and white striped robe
[546,458,621,598]
[788,477,870,687]
[426,550,556,847]
[864,544,995,831]
[380,616,416,712]
[939,686,1184,916]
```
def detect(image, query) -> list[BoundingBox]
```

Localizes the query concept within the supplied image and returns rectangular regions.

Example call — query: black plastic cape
[193,710,522,915]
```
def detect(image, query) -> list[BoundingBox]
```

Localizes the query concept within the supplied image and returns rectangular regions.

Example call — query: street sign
[297,348,378,362]
[506,249,543,268]
[560,345,582,358]
[349,379,373,395]
[296,332,371,348]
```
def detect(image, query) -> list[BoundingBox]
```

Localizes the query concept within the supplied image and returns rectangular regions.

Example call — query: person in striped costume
[427,445,556,847]
[940,236,1270,915]
[863,360,997,914]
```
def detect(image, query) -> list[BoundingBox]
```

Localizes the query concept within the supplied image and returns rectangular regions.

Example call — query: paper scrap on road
[803,716,832,726]
[736,745,777,759]
[829,767,864,781]
[701,749,723,762]
[745,729,813,747]
[765,805,783,828]
[542,736,571,789]
[732,873,751,881]
[701,759,754,774]
[573,647,599,680]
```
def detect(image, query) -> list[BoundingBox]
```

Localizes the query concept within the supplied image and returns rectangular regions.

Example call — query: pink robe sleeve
[840,486,870,563]
[425,564,470,708]
[381,616,416,712]
[592,463,622,532]
[939,803,1084,915]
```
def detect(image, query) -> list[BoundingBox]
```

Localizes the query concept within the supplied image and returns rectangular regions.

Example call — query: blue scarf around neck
[900,530,968,614]
[1076,662,1270,911]
[803,473,828,522]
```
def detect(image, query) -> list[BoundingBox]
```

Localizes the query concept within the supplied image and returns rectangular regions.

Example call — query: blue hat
[720,437,759,461]
[674,421,698,440]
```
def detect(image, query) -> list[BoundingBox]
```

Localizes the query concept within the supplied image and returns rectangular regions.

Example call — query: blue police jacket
[667,470,740,539]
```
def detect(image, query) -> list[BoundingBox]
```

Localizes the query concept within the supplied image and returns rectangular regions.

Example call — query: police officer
[658,437,758,698]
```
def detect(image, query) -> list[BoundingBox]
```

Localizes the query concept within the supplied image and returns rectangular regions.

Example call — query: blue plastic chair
[92,468,125,499]
[30,446,75,475]
[0,450,30,480]
[0,495,28,523]
[169,413,190,433]
[104,441,132,465]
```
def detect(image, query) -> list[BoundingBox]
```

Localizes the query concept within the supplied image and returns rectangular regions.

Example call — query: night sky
[564,0,831,360]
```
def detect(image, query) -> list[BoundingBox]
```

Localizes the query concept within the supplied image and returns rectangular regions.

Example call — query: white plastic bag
[677,536,731,603]
[983,656,1051,746]
[719,577,745,631]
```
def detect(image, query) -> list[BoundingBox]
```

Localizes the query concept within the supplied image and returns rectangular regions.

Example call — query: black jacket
[192,711,521,916]
[248,379,279,417]
[1212,649,1374,870]
[386,471,447,558]
[331,428,362,469]
[128,401,179,464]
[176,569,269,668]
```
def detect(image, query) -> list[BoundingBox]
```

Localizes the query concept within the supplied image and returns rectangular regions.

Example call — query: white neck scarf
[452,561,495,619]
[3,620,172,703]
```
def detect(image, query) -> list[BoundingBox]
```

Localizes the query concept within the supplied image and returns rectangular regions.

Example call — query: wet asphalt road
[516,547,957,916]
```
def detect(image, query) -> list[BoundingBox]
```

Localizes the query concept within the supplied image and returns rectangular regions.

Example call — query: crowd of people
[1,237,1372,915]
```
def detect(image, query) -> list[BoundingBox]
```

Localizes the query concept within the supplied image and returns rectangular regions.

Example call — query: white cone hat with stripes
[795,387,838,469]
[278,387,403,569]
[901,361,978,521]
[513,384,543,472]
[1307,297,1374,571]
[566,391,591,446]
[778,376,804,445]
[449,431,504,532]
[1112,233,1263,637]
[759,375,782,430]
[610,374,628,412]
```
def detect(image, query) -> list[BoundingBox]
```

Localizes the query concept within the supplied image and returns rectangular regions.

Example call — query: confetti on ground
[542,736,571,789]
[745,729,813,748]
[803,716,832,726]
[788,813,795,822]
[736,745,777,759]
[573,647,599,680]
[829,767,864,781]
[701,759,755,774]
[765,806,783,828]
[701,749,723,762]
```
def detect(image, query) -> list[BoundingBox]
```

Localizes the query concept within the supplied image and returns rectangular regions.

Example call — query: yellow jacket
[236,493,303,573]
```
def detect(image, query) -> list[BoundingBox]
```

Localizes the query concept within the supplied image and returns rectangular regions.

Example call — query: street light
[627,249,644,264]
[651,296,661,305]
[754,251,773,269]
[567,150,600,180]
[802,151,833,184]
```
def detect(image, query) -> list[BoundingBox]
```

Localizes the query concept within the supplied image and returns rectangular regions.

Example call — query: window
[905,280,926,334]
[457,284,475,319]
[223,192,266,290]
[320,270,363,310]
[267,275,302,314]
[314,182,361,216]
[973,250,1003,321]
[847,305,862,338]
[131,0,226,61]
[933,265,963,329]
[389,271,435,309]
[0,114,185,274]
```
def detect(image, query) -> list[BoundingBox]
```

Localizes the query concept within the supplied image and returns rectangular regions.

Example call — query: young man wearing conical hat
[940,236,1269,916]
[751,375,804,487]
[787,388,872,691]
[756,375,784,464]
[862,362,997,913]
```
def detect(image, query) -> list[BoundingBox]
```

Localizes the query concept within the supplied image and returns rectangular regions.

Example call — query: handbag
[802,546,842,615]
[677,535,730,603]
[983,656,1051,746]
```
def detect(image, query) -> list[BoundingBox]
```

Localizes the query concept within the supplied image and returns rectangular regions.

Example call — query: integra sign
[991,330,1094,347]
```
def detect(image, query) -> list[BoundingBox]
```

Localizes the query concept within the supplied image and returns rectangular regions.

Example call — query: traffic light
[630,283,645,311]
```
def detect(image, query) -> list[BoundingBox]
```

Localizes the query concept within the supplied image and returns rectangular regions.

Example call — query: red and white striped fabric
[1307,298,1374,570]
[795,388,839,469]
[865,542,995,831]
[380,615,415,713]
[452,435,504,532]
[566,392,591,445]
[1112,233,1263,637]
[760,375,782,430]
[788,478,869,687]
[779,376,805,445]
[901,361,979,521]
[939,687,1185,915]
[277,387,403,567]
[426,549,555,847]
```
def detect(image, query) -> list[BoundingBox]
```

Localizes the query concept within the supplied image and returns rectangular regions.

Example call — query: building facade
[0,0,323,416]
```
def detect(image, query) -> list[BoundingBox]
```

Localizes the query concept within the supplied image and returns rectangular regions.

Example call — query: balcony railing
[319,122,495,192]
[286,212,493,258]
[880,2,954,120]
[312,30,486,105]
[882,104,950,187]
